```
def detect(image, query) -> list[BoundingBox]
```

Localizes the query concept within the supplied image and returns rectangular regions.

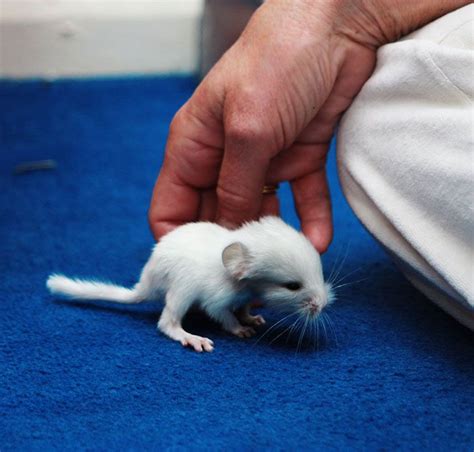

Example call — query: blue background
[1,77,472,450]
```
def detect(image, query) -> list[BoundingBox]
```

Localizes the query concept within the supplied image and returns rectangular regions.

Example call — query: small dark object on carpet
[14,159,57,174]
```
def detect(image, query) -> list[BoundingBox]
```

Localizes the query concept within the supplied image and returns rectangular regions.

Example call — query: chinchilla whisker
[253,311,299,346]
[320,315,329,345]
[332,265,364,287]
[311,319,317,353]
[326,241,346,284]
[330,248,349,287]
[323,313,339,346]
[268,319,299,346]
[328,240,352,286]
[332,277,369,291]
[326,258,337,286]
[286,316,302,345]
[295,314,310,355]
[316,318,320,352]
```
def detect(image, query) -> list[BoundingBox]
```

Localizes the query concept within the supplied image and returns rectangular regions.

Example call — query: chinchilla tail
[46,274,146,304]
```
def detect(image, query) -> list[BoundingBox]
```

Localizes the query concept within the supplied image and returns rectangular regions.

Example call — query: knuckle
[297,189,331,207]
[225,115,271,153]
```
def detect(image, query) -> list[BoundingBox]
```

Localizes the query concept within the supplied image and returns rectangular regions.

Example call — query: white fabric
[337,5,474,329]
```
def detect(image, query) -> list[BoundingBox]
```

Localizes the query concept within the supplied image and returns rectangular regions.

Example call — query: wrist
[328,0,472,48]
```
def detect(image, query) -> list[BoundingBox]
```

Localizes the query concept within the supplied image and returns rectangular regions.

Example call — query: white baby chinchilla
[47,216,333,352]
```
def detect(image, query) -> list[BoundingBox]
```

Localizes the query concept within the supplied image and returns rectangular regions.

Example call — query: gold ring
[262,184,279,195]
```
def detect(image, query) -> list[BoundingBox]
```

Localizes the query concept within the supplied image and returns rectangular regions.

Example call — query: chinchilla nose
[304,298,321,315]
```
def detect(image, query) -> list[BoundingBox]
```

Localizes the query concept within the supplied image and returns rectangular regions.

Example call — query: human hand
[148,0,466,252]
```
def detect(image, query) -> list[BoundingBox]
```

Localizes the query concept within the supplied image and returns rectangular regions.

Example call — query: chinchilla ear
[222,242,252,280]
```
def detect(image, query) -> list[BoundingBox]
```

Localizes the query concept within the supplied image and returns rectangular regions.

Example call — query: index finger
[148,111,223,240]
[148,159,201,240]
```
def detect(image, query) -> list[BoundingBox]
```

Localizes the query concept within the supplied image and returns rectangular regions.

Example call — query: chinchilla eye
[282,281,302,291]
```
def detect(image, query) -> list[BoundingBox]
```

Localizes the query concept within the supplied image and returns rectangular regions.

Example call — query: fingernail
[218,218,237,230]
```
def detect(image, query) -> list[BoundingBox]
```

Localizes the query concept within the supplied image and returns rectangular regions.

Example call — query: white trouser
[337,5,474,329]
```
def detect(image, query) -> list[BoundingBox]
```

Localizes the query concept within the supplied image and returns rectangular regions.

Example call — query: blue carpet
[1,76,473,451]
